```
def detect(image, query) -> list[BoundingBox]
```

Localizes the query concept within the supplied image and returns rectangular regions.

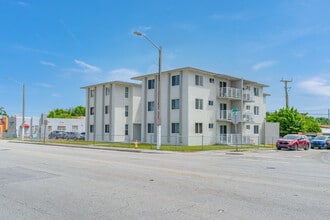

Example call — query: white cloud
[40,60,56,67]
[299,77,330,97]
[74,59,101,73]
[35,82,53,88]
[16,1,30,8]
[252,60,277,71]
[51,93,62,98]
[106,68,140,82]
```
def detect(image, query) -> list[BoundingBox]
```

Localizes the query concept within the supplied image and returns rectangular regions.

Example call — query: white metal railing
[218,110,254,122]
[243,91,254,101]
[218,134,259,145]
[218,87,241,99]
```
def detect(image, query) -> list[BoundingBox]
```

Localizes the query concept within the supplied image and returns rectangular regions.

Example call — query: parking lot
[0,140,329,219]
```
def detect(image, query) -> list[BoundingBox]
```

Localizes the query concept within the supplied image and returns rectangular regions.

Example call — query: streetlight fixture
[134,31,162,150]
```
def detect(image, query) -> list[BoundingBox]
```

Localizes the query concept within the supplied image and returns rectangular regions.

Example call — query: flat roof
[131,66,269,87]
[80,80,141,89]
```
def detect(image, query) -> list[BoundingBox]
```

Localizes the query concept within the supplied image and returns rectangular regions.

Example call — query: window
[195,75,203,86]
[125,124,128,135]
[105,105,109,114]
[105,124,110,133]
[195,99,203,110]
[209,78,214,83]
[171,123,180,133]
[246,125,251,130]
[90,89,95,97]
[254,87,259,96]
[254,125,259,134]
[195,123,203,133]
[125,106,128,117]
[125,87,129,98]
[172,75,180,86]
[57,126,66,131]
[147,123,154,133]
[105,87,110,96]
[208,100,214,106]
[254,106,259,115]
[246,105,250,110]
[148,79,155,89]
[148,101,155,111]
[171,99,180,109]
[90,107,95,115]
[72,125,78,132]
[209,123,214,129]
[89,125,94,133]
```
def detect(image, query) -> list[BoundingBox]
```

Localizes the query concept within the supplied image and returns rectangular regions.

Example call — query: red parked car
[276,134,310,151]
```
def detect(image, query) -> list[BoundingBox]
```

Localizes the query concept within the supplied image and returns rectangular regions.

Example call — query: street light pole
[134,31,162,150]
[22,83,25,141]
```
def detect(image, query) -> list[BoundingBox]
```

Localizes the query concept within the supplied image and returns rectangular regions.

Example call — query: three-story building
[83,67,269,146]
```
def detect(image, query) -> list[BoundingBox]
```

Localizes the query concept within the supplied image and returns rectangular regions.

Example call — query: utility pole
[281,79,292,108]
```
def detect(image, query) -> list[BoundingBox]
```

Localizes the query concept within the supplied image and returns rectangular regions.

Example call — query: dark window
[90,89,95,97]
[105,124,110,133]
[148,101,155,111]
[209,78,214,83]
[125,124,128,135]
[254,106,259,115]
[148,79,155,89]
[171,99,180,109]
[195,99,203,110]
[254,87,259,96]
[148,123,154,133]
[254,125,259,134]
[171,123,180,133]
[209,123,214,129]
[125,87,129,98]
[89,125,94,133]
[125,106,128,117]
[195,75,203,86]
[208,100,214,106]
[105,105,108,114]
[172,75,180,86]
[195,123,203,133]
[90,107,95,115]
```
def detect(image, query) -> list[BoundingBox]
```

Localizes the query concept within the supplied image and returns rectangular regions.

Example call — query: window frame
[148,79,155,89]
[147,101,155,111]
[172,75,180,86]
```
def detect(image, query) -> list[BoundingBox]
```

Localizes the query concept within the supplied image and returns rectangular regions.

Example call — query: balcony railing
[243,91,254,101]
[217,110,254,122]
[218,87,241,99]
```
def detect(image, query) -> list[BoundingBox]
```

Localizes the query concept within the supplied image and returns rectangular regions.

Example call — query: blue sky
[1,0,330,117]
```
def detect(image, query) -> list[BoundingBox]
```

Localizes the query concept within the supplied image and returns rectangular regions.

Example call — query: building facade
[6,114,85,139]
[83,67,269,146]
[81,81,142,142]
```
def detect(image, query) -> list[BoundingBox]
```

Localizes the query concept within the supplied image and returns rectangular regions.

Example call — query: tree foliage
[48,106,86,118]
[315,117,329,125]
[266,107,321,137]
[0,107,7,116]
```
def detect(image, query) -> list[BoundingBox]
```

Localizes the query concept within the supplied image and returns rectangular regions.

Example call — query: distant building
[0,116,8,138]
[6,114,85,139]
[82,67,270,146]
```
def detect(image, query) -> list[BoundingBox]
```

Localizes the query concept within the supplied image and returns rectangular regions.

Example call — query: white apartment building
[83,67,269,146]
[81,81,142,142]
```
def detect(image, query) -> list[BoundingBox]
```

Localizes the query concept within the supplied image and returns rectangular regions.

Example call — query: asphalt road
[0,140,329,220]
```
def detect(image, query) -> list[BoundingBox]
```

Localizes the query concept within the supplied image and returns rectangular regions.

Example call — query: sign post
[232,108,239,151]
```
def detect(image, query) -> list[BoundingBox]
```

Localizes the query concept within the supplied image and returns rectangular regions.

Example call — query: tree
[48,106,85,118]
[266,107,321,137]
[315,117,329,125]
[0,107,7,116]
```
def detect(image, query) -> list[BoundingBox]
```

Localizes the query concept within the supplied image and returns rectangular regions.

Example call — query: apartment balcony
[243,90,254,102]
[218,87,241,100]
[217,110,255,123]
